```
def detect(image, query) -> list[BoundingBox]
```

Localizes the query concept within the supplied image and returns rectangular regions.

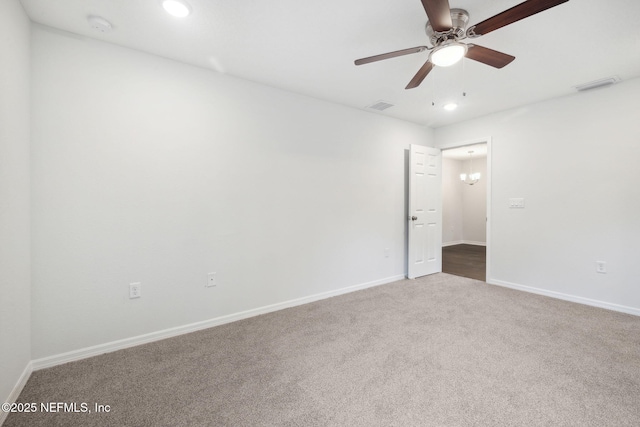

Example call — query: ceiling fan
[354,0,569,89]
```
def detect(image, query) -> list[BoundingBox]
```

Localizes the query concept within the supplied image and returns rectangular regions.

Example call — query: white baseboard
[443,240,486,247]
[488,278,640,317]
[0,361,33,425]
[31,274,405,371]
[463,240,486,247]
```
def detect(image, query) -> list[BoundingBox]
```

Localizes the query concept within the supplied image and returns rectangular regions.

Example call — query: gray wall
[461,157,487,245]
[0,0,31,408]
[436,77,640,313]
[442,156,486,246]
[442,157,463,244]
[30,25,434,359]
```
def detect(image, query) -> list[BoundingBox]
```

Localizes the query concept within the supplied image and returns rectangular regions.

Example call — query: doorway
[441,142,489,281]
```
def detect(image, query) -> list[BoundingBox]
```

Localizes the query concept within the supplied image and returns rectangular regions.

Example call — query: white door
[408,144,442,279]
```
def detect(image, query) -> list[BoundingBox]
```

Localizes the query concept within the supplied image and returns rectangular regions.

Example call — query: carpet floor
[5,273,640,426]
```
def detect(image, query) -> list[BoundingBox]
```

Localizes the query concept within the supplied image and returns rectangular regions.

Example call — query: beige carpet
[5,273,640,426]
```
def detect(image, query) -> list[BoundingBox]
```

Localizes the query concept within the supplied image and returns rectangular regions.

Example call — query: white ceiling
[19,0,640,128]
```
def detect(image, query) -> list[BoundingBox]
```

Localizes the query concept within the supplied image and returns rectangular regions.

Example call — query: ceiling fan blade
[470,0,569,36]
[421,0,453,32]
[354,46,428,66]
[405,60,434,89]
[466,45,515,68]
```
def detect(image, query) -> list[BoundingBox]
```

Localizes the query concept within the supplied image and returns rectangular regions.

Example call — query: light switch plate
[509,198,525,208]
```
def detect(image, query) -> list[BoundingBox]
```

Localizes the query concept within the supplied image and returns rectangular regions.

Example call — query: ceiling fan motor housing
[426,8,469,46]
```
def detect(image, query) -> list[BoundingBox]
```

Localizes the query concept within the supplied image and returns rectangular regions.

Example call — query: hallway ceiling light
[443,103,458,111]
[460,150,480,185]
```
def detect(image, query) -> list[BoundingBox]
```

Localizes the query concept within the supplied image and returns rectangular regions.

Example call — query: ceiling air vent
[367,100,395,111]
[574,76,621,92]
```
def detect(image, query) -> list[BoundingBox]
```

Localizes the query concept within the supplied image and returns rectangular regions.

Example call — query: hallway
[442,244,486,281]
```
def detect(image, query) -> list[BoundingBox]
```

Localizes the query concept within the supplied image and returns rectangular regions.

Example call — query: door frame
[438,136,492,281]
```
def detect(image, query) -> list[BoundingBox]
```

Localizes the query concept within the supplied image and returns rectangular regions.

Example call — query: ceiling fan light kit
[354,0,570,89]
[430,41,467,67]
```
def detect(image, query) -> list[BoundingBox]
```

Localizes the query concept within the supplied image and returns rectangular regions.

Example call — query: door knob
[411,216,418,221]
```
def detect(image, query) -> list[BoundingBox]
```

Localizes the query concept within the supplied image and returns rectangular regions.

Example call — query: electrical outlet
[206,272,217,287]
[129,282,141,299]
[384,248,390,258]
[596,261,607,274]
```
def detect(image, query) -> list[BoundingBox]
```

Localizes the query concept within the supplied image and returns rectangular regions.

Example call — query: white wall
[442,157,463,244]
[0,0,31,407]
[442,156,486,246]
[436,77,640,313]
[460,157,486,245]
[30,25,434,359]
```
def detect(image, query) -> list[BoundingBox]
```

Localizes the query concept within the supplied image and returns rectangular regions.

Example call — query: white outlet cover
[129,282,141,298]
[207,272,217,287]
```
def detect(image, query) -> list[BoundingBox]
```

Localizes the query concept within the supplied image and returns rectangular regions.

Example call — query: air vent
[367,100,395,111]
[574,76,621,92]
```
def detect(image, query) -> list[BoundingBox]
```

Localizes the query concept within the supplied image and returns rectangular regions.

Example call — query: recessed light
[443,103,458,111]
[162,0,191,17]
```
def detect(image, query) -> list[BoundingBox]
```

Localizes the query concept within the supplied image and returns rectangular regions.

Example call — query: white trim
[488,278,640,317]
[485,138,492,281]
[464,240,486,247]
[436,136,492,152]
[442,240,486,247]
[31,274,405,370]
[0,361,33,425]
